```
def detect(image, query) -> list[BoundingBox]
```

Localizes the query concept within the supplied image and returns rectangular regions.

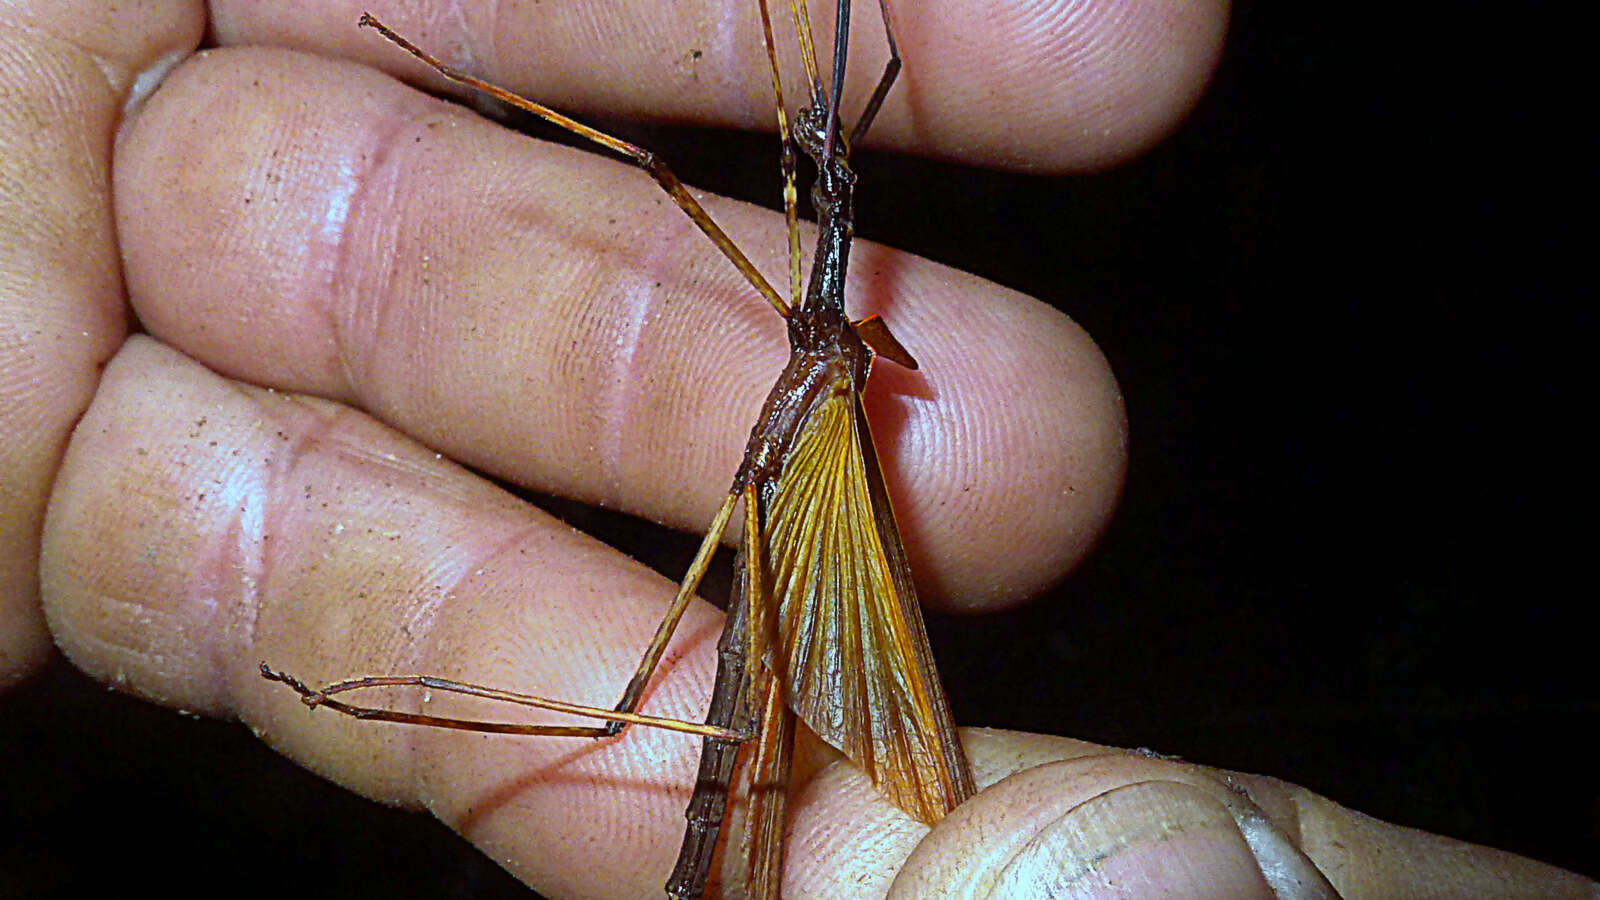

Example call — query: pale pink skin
[4,1,1592,898]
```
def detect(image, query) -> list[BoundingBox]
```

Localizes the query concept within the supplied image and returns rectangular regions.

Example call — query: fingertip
[804,0,1233,170]
[893,737,1282,899]
[1016,0,1230,170]
[866,260,1126,613]
[208,0,1228,171]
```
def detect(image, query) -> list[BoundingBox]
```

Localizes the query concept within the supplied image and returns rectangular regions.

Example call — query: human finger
[42,337,725,898]
[0,0,203,685]
[115,46,1126,612]
[788,730,1598,898]
[210,0,1229,171]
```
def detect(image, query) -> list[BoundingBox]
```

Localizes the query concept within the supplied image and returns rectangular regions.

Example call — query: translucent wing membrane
[763,378,973,823]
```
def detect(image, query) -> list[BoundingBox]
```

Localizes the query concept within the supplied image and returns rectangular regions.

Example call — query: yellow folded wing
[762,380,974,824]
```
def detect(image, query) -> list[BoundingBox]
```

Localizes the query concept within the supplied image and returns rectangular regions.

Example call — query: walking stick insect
[264,2,976,895]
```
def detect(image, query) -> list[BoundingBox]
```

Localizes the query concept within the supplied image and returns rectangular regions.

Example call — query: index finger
[211,0,1229,171]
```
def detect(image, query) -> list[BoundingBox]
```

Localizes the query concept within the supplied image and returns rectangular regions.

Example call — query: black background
[3,2,1593,897]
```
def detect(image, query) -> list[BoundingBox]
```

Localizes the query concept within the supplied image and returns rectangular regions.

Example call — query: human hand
[0,3,203,684]
[11,1,1590,897]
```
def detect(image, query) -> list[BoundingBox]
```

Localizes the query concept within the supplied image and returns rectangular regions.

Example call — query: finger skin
[114,46,1128,612]
[792,731,1598,900]
[0,0,203,685]
[44,345,1594,897]
[211,0,1229,171]
[43,338,719,898]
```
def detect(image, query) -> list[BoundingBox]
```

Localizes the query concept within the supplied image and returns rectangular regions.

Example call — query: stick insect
[262,2,976,895]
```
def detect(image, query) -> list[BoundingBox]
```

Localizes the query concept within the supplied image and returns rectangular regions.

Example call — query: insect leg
[259,664,739,740]
[262,491,740,740]
[358,13,791,320]
[742,667,794,900]
[755,0,805,306]
[849,0,901,146]
[667,483,766,899]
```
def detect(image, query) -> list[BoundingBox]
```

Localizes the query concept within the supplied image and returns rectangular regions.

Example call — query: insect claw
[258,662,300,691]
[259,662,327,709]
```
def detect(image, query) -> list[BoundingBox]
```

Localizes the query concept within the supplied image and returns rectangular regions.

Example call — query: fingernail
[1224,800,1342,899]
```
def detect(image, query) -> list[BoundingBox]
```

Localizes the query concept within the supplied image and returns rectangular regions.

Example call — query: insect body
[265,4,974,896]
